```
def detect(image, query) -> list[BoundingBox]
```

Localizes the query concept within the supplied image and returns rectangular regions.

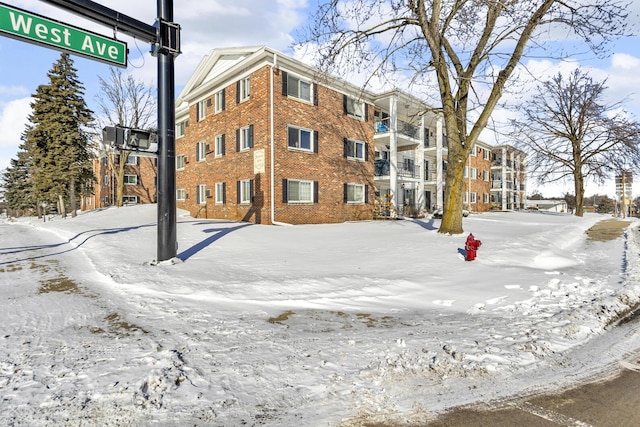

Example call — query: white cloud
[0,97,31,149]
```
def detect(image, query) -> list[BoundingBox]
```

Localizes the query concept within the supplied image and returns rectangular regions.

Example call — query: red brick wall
[176,65,375,224]
[465,146,492,212]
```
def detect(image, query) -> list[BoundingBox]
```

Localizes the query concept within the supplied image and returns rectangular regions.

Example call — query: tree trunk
[58,194,66,218]
[439,136,467,234]
[69,179,77,218]
[574,172,585,217]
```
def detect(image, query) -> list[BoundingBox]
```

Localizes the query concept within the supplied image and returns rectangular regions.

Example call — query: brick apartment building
[86,46,525,222]
[83,153,157,209]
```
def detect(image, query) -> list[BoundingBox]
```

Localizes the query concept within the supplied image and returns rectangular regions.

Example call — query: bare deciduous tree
[512,68,640,217]
[95,68,156,207]
[300,0,630,233]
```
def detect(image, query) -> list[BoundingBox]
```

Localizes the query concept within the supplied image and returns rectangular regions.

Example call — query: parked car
[433,209,469,219]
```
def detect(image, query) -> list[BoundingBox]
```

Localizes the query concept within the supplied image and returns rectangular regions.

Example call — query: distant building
[525,199,568,213]
[84,153,157,209]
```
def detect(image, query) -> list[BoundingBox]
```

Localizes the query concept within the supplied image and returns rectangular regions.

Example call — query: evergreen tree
[1,142,35,217]
[25,53,94,217]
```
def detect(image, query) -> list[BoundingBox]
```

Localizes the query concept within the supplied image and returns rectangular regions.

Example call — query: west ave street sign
[0,2,127,67]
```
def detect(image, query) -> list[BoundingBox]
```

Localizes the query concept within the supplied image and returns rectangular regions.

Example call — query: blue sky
[1,0,639,198]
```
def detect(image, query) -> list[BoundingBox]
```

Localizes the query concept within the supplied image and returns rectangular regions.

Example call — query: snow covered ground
[1,206,640,426]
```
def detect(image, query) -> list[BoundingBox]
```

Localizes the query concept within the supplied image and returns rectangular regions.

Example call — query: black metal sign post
[39,0,180,262]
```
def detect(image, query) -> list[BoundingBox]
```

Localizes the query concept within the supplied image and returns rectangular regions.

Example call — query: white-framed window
[103,175,109,185]
[287,126,314,152]
[124,175,138,185]
[483,170,490,181]
[483,193,490,203]
[214,89,225,113]
[470,167,478,179]
[238,125,253,151]
[286,74,312,102]
[238,77,250,102]
[286,179,314,203]
[196,141,207,161]
[238,179,253,204]
[123,195,138,205]
[176,188,186,201]
[463,166,468,178]
[197,99,206,121]
[470,192,477,204]
[215,182,226,204]
[125,154,138,165]
[345,183,365,204]
[471,145,477,156]
[176,120,187,138]
[345,139,366,161]
[344,95,365,119]
[484,149,490,160]
[196,184,207,205]
[215,134,225,157]
[103,196,109,205]
[176,154,187,170]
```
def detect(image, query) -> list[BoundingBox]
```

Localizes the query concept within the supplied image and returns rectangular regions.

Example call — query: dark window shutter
[222,182,226,204]
[314,181,319,203]
[236,129,240,152]
[364,104,369,122]
[343,94,348,115]
[236,181,241,203]
[343,183,348,203]
[365,143,369,161]
[343,138,349,158]
[236,81,241,104]
[207,98,212,107]
[313,83,318,106]
[248,125,254,148]
[221,134,226,155]
[282,71,288,96]
[249,179,255,203]
[221,88,226,111]
[314,131,319,153]
[364,185,369,203]
[195,103,200,122]
[282,179,288,203]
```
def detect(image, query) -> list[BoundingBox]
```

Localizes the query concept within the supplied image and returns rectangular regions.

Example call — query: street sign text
[0,2,127,67]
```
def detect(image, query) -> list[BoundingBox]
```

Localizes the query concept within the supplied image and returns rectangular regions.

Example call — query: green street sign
[0,2,127,67]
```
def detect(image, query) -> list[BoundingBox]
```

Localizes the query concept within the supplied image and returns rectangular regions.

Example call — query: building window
[123,195,138,205]
[344,95,366,119]
[197,99,206,121]
[467,192,477,204]
[124,175,138,185]
[483,193,490,204]
[176,188,186,201]
[345,183,366,204]
[215,134,225,157]
[103,174,109,185]
[176,120,188,138]
[483,170,490,181]
[125,154,138,165]
[237,125,253,151]
[196,184,207,205]
[285,179,314,203]
[196,141,208,161]
[463,166,468,178]
[215,182,226,204]
[288,126,315,152]
[214,89,225,113]
[471,145,477,156]
[238,179,253,204]
[238,77,250,102]
[103,196,109,205]
[344,139,366,161]
[176,154,187,170]
[484,149,490,160]
[286,74,312,102]
[470,167,478,179]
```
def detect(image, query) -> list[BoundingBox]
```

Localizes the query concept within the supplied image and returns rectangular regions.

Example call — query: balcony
[374,117,420,140]
[374,159,420,179]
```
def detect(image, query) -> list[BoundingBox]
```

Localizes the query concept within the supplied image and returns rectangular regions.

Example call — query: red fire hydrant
[465,233,482,261]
